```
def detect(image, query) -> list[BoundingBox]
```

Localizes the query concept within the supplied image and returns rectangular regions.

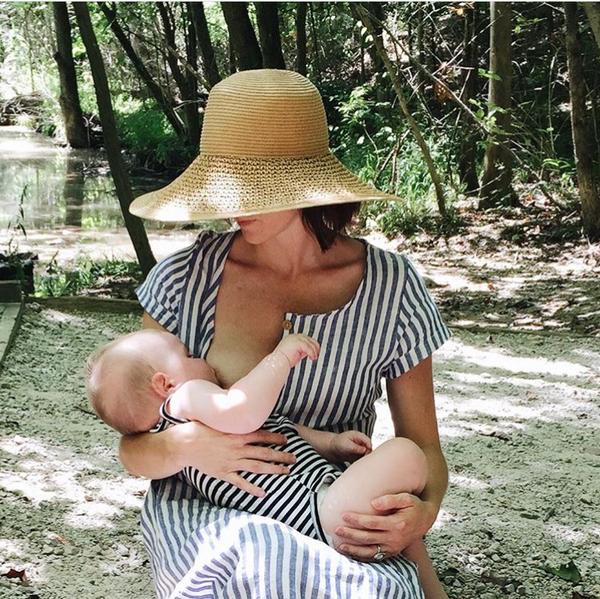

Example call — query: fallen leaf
[50,534,69,545]
[133,490,146,498]
[1,568,27,583]
[542,560,581,583]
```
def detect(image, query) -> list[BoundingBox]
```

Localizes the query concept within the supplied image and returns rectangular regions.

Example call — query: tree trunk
[156,2,201,148]
[221,3,263,71]
[184,3,199,146]
[98,2,187,141]
[309,3,321,82]
[255,3,286,69]
[72,1,156,277]
[458,2,480,195]
[363,2,385,77]
[348,2,386,102]
[565,2,600,239]
[295,2,307,76]
[582,2,600,51]
[52,2,88,148]
[479,2,517,209]
[415,3,426,91]
[189,1,222,88]
[356,3,447,217]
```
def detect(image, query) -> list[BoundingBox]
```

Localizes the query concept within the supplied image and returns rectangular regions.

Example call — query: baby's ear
[151,372,177,398]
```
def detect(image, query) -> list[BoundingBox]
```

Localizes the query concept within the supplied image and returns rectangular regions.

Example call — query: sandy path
[0,306,599,598]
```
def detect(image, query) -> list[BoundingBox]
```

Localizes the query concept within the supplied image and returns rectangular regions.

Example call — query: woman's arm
[387,356,448,520]
[118,312,297,495]
[334,356,448,559]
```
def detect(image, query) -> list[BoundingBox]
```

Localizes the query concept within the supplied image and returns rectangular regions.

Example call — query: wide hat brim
[129,152,400,222]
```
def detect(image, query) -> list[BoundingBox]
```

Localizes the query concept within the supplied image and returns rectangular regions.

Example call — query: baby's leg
[319,438,448,599]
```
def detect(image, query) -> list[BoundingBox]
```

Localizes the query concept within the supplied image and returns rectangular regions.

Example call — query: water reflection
[0,125,176,231]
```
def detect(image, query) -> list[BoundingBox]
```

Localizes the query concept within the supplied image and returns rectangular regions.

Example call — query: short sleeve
[135,235,204,333]
[383,256,451,379]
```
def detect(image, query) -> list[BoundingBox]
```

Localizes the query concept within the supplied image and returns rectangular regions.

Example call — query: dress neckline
[213,230,372,320]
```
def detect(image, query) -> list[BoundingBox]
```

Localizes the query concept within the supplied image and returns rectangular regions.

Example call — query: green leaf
[542,561,581,583]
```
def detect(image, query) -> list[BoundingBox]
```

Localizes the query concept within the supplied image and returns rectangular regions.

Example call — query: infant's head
[85,330,217,435]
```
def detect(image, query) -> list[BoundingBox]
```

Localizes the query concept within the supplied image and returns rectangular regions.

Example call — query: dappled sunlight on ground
[0,306,598,598]
[374,328,600,597]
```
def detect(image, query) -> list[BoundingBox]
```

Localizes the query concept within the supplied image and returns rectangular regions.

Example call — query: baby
[86,330,446,598]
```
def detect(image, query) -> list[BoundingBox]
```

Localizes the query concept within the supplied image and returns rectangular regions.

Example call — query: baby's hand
[330,431,372,463]
[275,334,320,368]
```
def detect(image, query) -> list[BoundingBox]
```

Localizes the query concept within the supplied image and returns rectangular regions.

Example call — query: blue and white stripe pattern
[136,230,451,599]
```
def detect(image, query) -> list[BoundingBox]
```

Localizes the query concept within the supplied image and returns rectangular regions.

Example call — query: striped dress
[136,229,451,599]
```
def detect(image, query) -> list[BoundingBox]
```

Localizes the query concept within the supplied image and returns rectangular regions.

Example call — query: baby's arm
[167,334,319,435]
[295,424,372,463]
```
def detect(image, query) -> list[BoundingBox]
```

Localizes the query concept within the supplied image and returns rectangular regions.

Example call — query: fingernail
[372,499,382,508]
[335,527,343,535]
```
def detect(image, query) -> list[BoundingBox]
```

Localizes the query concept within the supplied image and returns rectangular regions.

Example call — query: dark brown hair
[301,202,361,252]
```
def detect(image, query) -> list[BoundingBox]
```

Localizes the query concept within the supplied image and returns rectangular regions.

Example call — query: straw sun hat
[129,69,400,222]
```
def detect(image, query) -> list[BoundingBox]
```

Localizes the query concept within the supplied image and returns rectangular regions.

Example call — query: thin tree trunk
[356,3,447,217]
[255,3,286,69]
[184,3,200,147]
[221,3,263,71]
[458,2,480,194]
[156,2,200,147]
[416,4,426,91]
[582,2,600,51]
[98,2,187,141]
[349,2,386,101]
[72,1,156,277]
[479,2,517,209]
[309,3,321,83]
[565,2,600,239]
[189,1,222,88]
[52,2,88,148]
[295,2,307,76]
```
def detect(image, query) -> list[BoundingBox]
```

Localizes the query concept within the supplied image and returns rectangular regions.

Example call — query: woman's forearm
[119,424,191,479]
[419,443,448,520]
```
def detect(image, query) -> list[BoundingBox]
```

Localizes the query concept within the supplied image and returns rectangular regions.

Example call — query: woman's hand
[177,421,297,497]
[329,431,372,463]
[333,493,438,561]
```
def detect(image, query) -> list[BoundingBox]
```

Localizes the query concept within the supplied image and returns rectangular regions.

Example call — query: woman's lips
[236,218,257,226]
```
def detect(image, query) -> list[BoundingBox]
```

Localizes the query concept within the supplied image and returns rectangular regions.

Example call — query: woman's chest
[203,262,364,387]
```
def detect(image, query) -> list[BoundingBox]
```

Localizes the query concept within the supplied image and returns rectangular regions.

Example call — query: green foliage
[114,99,189,169]
[35,256,142,298]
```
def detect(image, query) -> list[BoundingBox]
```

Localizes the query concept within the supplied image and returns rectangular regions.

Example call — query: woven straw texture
[130,69,400,222]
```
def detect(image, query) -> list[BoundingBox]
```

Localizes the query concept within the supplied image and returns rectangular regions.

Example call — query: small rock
[581,495,593,505]
[517,585,526,596]
[41,545,54,555]
[505,583,516,593]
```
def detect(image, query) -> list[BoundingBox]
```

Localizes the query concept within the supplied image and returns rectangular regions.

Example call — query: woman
[123,69,451,598]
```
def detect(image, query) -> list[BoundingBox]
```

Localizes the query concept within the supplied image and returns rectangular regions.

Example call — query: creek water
[0,125,203,264]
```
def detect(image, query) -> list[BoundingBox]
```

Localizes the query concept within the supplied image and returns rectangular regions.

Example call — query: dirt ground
[1,201,599,599]
[0,302,598,599]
